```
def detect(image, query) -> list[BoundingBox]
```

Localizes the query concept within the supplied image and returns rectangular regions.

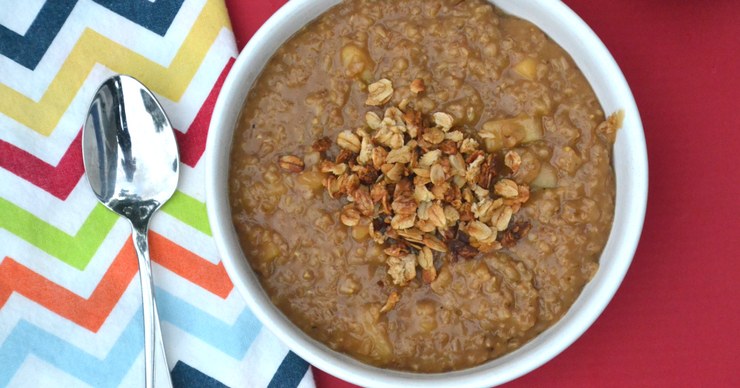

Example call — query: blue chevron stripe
[156,289,262,359]
[0,0,76,69]
[171,361,227,388]
[267,351,310,388]
[0,0,183,70]
[0,288,262,386]
[0,309,143,387]
[93,0,185,36]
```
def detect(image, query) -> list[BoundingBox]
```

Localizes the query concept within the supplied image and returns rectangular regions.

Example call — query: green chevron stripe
[162,191,212,236]
[0,198,117,269]
[0,191,210,270]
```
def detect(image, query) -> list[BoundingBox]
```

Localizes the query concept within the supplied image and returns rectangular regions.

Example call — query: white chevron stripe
[0,0,208,100]
[0,27,236,165]
[8,356,92,388]
[0,0,45,36]
[117,333,172,388]
[117,350,174,388]
[237,329,296,388]
[0,174,99,236]
[175,160,207,198]
[0,274,140,358]
[117,353,143,388]
[298,369,316,388]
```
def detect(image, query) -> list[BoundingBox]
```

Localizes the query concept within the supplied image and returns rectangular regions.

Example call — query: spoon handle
[153,301,173,388]
[132,224,159,388]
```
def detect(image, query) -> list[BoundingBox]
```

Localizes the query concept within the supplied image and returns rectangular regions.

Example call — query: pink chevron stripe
[0,131,83,200]
[0,58,234,200]
[175,58,234,167]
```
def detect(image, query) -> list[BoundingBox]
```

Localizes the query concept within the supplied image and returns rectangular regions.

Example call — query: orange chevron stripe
[149,232,232,299]
[0,232,233,332]
[0,241,136,332]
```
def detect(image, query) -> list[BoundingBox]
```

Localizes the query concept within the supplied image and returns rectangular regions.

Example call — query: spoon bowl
[83,74,179,388]
[84,75,179,219]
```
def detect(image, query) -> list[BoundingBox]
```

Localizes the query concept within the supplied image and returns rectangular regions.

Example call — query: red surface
[224,1,740,386]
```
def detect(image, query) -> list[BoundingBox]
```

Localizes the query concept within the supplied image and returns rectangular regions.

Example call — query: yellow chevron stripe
[0,0,231,136]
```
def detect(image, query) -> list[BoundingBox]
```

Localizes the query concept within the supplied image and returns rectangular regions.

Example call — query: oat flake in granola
[229,0,617,372]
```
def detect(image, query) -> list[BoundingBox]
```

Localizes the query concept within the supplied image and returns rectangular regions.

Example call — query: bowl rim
[205,0,648,387]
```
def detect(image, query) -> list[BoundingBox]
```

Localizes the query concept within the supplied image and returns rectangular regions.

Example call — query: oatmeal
[229,0,617,372]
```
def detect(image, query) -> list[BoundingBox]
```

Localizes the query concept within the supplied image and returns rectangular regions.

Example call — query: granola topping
[315,81,532,290]
[366,78,394,106]
[278,155,305,173]
[409,78,426,95]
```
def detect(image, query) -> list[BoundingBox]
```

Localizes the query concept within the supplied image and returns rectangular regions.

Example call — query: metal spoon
[83,75,178,388]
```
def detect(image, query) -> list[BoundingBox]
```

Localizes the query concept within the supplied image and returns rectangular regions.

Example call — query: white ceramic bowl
[206,1,648,386]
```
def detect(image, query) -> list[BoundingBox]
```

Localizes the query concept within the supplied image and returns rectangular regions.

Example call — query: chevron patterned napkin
[0,0,314,387]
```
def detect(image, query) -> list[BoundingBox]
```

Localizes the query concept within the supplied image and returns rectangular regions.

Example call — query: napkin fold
[0,0,313,387]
